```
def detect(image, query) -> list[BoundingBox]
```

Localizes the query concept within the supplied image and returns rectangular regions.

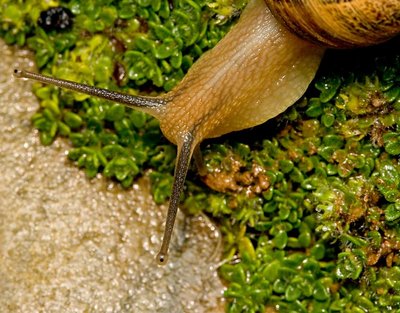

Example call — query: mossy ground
[1,1,400,312]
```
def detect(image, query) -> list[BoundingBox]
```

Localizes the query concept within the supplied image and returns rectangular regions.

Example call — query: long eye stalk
[13,69,166,117]
[156,133,194,265]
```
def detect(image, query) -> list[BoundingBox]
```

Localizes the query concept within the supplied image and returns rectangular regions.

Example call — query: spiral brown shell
[264,0,400,48]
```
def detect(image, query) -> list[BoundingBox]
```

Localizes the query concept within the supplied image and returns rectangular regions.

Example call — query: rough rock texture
[0,39,224,313]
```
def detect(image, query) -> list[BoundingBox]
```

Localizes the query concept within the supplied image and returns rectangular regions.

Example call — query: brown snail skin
[14,0,400,265]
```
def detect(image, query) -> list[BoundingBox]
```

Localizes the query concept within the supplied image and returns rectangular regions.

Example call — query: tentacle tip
[13,69,23,77]
[156,252,168,265]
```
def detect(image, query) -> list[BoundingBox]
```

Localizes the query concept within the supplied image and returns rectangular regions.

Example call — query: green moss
[194,49,400,312]
[2,1,400,312]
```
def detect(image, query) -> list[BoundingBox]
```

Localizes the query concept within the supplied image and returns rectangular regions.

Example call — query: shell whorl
[264,0,400,49]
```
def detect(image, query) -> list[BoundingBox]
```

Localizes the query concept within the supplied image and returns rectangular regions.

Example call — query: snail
[14,0,400,265]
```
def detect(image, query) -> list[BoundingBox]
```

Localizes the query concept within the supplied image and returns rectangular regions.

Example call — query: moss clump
[2,1,400,312]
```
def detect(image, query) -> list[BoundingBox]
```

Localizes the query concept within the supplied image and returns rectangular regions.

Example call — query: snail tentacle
[156,132,194,265]
[13,69,167,118]
[193,145,207,177]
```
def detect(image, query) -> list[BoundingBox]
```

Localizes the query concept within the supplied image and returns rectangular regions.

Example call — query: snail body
[160,0,325,145]
[14,0,400,264]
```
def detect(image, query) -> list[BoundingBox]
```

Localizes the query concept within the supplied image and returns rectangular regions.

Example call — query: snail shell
[265,0,400,48]
[14,0,400,264]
